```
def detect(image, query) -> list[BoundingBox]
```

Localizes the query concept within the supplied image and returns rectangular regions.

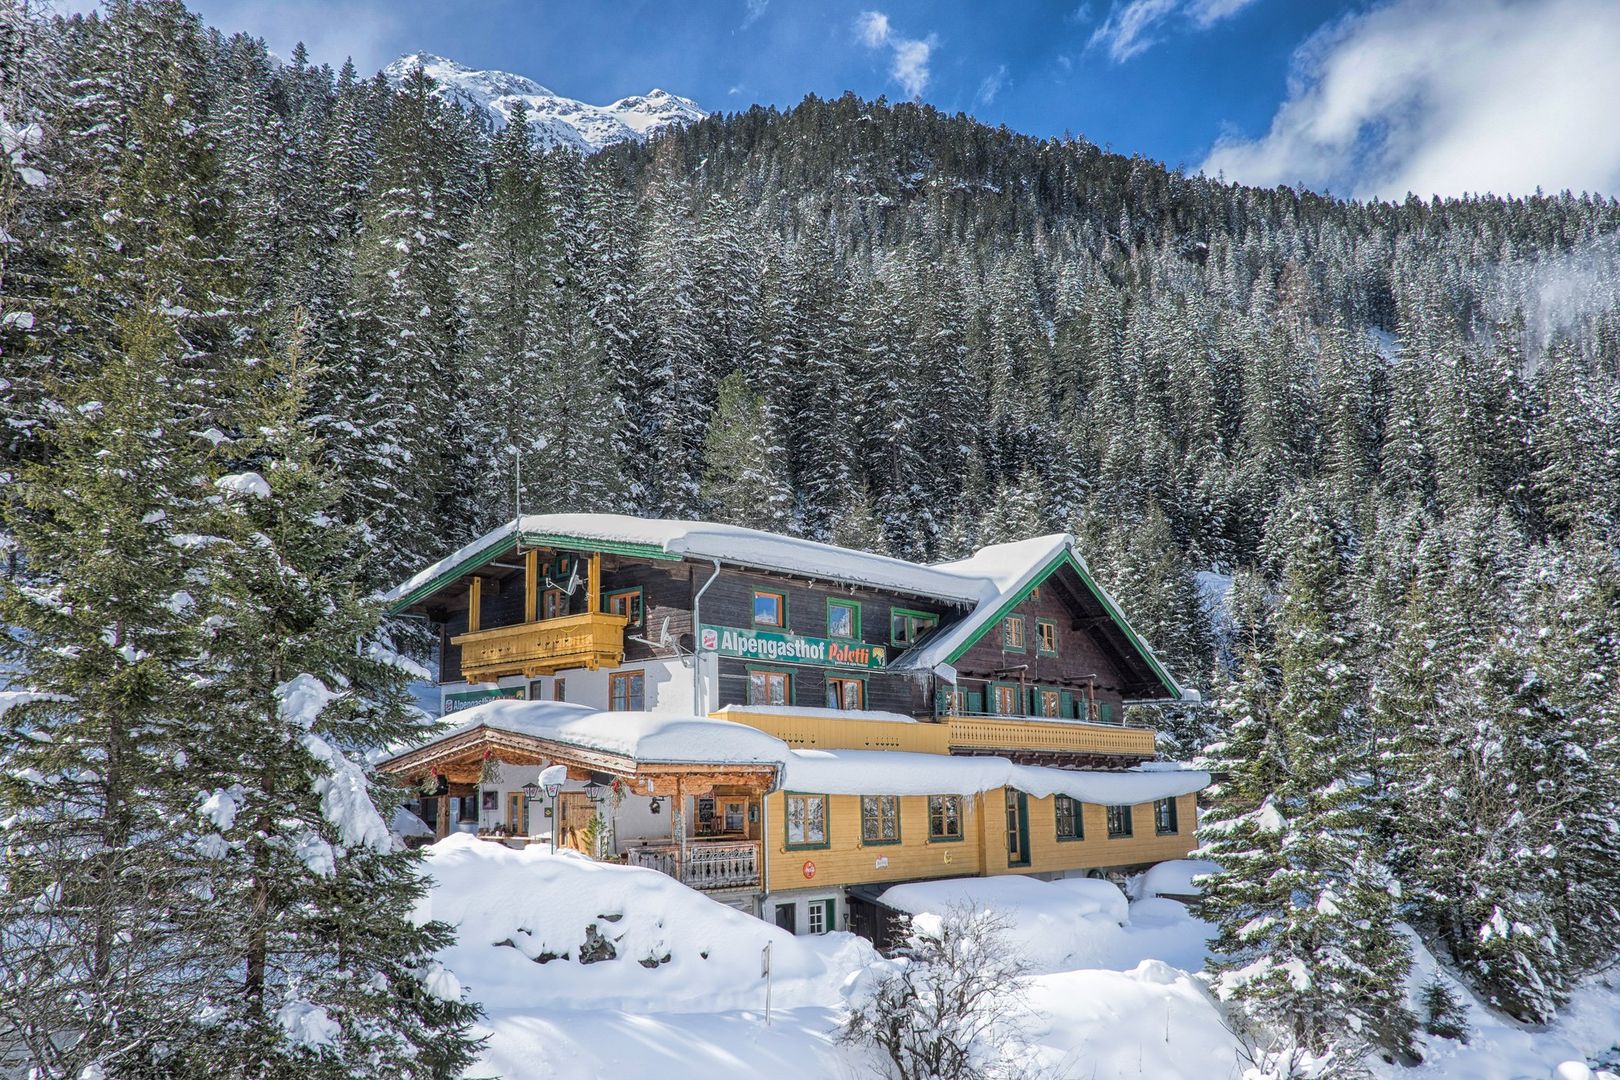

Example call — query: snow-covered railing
[626,840,760,890]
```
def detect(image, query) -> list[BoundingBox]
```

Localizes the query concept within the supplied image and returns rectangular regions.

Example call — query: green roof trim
[384,531,680,614]
[942,549,1182,701]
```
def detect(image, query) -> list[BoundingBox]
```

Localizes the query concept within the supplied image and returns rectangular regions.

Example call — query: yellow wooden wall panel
[762,791,1196,891]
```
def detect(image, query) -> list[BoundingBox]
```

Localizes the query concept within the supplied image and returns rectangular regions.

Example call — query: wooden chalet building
[378,514,1207,937]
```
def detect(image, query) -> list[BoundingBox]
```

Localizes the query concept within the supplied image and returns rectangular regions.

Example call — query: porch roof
[379,699,792,786]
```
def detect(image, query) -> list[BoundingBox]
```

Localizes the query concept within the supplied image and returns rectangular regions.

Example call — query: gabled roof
[889,537,1187,703]
[381,514,1190,703]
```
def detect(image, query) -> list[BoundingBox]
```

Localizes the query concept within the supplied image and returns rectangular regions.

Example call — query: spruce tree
[1199,493,1414,1067]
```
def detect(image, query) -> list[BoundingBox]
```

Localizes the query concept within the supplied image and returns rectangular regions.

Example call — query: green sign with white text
[699,624,887,669]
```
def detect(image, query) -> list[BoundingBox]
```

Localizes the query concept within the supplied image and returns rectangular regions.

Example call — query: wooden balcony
[626,840,761,891]
[452,611,630,682]
[947,715,1155,760]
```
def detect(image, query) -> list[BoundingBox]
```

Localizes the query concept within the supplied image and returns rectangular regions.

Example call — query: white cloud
[1087,0,1259,63]
[855,10,936,100]
[1200,0,1620,200]
[856,10,892,48]
[741,0,768,29]
[976,65,1009,107]
[192,0,404,72]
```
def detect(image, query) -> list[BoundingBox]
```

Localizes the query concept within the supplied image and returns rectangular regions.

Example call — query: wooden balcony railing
[947,715,1156,758]
[452,611,629,682]
[626,840,761,891]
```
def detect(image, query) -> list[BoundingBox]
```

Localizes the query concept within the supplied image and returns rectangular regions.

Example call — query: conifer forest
[2,1,1620,1077]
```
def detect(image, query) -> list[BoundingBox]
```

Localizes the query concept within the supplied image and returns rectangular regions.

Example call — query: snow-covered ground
[416,840,1620,1079]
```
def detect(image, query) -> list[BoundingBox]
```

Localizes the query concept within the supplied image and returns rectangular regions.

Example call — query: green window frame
[1055,795,1083,841]
[989,681,1022,716]
[1036,618,1059,655]
[890,607,938,647]
[752,589,787,628]
[747,666,794,707]
[827,598,861,640]
[604,586,644,628]
[1106,804,1133,839]
[860,795,901,845]
[927,795,964,842]
[784,792,830,850]
[1001,616,1026,652]
[1154,797,1179,836]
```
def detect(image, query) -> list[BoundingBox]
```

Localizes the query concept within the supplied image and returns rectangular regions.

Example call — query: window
[553,678,565,702]
[1039,689,1061,717]
[1029,586,1040,601]
[928,795,963,841]
[542,588,566,620]
[807,899,834,935]
[753,590,786,627]
[861,795,900,844]
[890,608,938,646]
[1036,619,1058,655]
[826,676,864,710]
[609,671,645,711]
[605,587,643,627]
[785,793,828,848]
[993,685,1021,716]
[1107,804,1134,839]
[1002,616,1026,651]
[946,689,967,716]
[827,598,860,640]
[723,800,746,833]
[1154,798,1179,835]
[748,669,792,706]
[1055,795,1083,841]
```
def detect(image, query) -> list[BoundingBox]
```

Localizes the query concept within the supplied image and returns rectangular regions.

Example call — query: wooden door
[507,793,526,834]
[1005,789,1030,867]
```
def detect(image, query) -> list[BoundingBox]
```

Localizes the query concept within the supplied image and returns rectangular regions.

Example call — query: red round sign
[802,859,817,880]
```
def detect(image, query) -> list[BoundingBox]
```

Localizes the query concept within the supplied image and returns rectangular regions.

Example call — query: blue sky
[190,0,1620,201]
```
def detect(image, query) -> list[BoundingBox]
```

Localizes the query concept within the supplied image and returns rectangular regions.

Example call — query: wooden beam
[524,549,539,623]
[469,575,482,633]
[436,792,450,839]
[587,553,601,615]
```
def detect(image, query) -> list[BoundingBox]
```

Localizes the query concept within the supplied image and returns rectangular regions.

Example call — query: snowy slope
[383,52,705,153]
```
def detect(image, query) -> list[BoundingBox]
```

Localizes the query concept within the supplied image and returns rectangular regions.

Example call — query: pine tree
[700,371,792,530]
[171,332,481,1077]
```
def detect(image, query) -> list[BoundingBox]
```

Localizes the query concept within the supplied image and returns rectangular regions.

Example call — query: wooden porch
[379,722,775,892]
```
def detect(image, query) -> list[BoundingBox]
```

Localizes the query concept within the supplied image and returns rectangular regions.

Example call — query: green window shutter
[1060,691,1073,718]
[1100,701,1114,724]
[966,690,984,715]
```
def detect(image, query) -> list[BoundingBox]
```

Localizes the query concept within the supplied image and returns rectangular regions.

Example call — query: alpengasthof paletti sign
[699,624,887,669]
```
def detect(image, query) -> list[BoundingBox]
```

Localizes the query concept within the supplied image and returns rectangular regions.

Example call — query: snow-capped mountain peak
[382,52,704,153]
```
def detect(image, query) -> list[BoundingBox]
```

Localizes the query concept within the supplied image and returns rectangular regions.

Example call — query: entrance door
[1005,789,1030,867]
[507,792,526,834]
[774,902,797,934]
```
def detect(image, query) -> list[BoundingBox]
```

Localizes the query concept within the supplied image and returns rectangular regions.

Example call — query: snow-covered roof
[782,747,1209,803]
[386,700,1207,802]
[391,698,791,769]
[380,513,990,607]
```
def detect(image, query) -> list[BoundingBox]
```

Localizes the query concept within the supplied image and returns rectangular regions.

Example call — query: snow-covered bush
[840,906,1035,1080]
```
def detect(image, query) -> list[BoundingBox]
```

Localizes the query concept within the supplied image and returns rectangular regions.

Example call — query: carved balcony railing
[452,611,629,681]
[626,840,761,891]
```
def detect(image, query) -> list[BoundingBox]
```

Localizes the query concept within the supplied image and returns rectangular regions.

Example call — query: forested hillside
[5,1,1620,1071]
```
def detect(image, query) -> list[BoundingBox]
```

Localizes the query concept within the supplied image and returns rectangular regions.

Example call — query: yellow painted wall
[764,792,984,892]
[764,789,1198,892]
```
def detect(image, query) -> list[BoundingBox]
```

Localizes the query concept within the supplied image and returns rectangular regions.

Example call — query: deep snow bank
[417,834,873,1015]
